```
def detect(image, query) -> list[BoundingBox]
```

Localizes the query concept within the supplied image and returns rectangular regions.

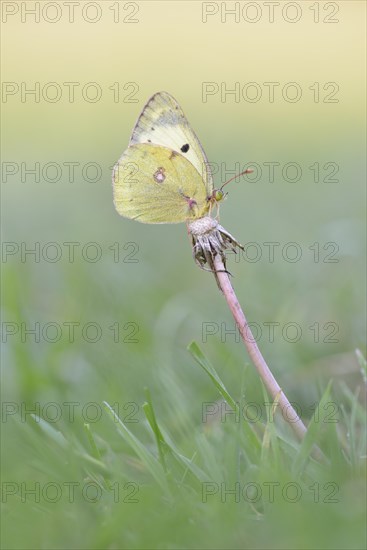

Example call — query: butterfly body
[113,91,220,224]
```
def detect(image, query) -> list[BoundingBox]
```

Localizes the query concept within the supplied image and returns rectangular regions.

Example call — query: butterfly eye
[213,189,224,202]
[180,144,190,153]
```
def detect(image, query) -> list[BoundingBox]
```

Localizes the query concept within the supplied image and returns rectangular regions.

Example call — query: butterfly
[112,91,226,224]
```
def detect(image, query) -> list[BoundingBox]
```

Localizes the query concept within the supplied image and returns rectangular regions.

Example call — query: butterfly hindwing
[113,143,210,224]
[129,91,213,195]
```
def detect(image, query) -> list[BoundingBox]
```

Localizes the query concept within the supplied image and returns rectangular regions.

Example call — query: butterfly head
[208,168,254,207]
[212,189,225,202]
[207,188,227,205]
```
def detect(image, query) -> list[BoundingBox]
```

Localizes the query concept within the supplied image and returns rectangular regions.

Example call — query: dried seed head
[187,216,244,288]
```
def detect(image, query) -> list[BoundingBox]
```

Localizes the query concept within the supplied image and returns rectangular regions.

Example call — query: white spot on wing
[153,167,166,183]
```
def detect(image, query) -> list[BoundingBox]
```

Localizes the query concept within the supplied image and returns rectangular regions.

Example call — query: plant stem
[213,254,319,449]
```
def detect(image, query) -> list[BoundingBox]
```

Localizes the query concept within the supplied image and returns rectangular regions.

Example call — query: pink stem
[213,254,309,442]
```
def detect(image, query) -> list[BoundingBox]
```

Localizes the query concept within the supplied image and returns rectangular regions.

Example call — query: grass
[2,253,366,549]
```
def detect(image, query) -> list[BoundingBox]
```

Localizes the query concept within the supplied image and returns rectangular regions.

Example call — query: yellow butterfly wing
[113,143,210,224]
[129,91,213,196]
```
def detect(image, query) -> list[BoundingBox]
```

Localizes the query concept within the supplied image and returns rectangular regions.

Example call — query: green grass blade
[261,385,282,468]
[84,423,102,461]
[142,388,167,472]
[292,381,333,475]
[188,341,261,457]
[142,391,211,483]
[355,348,367,384]
[103,401,168,491]
[30,414,68,447]
[188,341,238,410]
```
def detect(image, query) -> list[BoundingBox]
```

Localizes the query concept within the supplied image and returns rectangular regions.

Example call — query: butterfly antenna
[220,168,253,191]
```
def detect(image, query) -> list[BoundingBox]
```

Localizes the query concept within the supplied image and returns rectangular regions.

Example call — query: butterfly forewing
[129,91,213,195]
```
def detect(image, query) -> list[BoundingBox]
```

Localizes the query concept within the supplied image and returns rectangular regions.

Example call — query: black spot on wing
[181,144,190,153]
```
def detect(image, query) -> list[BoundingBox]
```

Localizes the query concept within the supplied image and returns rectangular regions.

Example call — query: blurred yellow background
[3,1,365,241]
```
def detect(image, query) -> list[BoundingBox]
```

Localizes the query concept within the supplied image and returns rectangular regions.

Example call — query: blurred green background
[1,1,366,549]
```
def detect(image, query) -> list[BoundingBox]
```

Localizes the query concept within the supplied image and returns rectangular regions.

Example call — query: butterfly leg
[179,189,198,213]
